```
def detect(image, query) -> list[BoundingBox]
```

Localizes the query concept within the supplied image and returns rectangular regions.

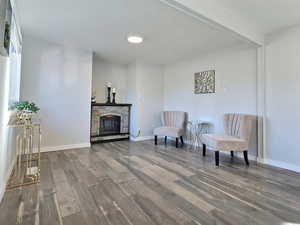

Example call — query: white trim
[130,136,154,142]
[256,46,267,160]
[41,143,91,152]
[258,158,300,173]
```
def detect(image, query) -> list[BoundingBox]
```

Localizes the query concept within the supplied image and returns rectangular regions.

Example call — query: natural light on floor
[282,223,300,225]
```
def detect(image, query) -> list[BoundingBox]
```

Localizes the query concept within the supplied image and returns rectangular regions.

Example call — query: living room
[1,0,300,224]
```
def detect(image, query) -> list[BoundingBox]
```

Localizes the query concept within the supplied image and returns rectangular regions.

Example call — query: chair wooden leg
[154,135,158,145]
[230,151,234,157]
[202,144,206,156]
[165,136,167,145]
[215,151,219,166]
[180,136,184,145]
[243,151,249,166]
[176,138,179,148]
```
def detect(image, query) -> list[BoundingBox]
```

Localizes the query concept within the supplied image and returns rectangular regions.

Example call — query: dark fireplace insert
[99,115,121,135]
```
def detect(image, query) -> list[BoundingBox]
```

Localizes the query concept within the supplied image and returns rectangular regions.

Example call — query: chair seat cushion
[202,134,248,151]
[154,126,184,137]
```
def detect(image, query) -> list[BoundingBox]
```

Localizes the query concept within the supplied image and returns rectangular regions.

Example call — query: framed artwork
[194,70,215,94]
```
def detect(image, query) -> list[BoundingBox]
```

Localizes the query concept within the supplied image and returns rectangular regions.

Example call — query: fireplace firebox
[100,115,121,135]
[90,103,132,143]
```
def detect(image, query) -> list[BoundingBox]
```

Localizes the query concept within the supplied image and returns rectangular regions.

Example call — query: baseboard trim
[258,158,300,173]
[130,136,154,142]
[41,143,91,152]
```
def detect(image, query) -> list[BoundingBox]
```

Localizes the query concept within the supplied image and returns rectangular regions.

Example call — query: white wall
[265,25,300,171]
[164,46,257,155]
[0,56,11,203]
[0,5,22,203]
[136,62,164,137]
[20,35,93,150]
[92,58,164,138]
[92,55,127,103]
[127,62,164,138]
[126,63,138,136]
[0,56,19,203]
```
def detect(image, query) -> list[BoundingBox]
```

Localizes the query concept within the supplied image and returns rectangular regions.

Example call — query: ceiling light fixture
[127,35,143,44]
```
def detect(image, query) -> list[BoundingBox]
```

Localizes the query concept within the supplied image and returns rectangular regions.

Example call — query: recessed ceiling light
[127,35,143,44]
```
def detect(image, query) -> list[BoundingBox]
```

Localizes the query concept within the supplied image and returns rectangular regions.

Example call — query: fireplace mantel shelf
[92,103,132,107]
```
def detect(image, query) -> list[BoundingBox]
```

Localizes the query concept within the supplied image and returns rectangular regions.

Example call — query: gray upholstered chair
[153,111,187,148]
[201,113,254,166]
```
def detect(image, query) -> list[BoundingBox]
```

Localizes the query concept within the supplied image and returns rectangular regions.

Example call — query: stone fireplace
[91,103,131,143]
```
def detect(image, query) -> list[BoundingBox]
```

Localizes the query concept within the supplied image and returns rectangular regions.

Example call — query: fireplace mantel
[92,103,132,107]
[90,103,132,143]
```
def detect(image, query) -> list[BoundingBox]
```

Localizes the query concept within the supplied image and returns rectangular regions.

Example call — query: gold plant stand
[6,123,41,189]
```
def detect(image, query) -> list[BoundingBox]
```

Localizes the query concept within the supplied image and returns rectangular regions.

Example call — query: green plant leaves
[10,101,40,113]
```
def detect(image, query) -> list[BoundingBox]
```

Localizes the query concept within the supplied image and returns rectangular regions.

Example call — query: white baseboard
[41,143,91,152]
[258,158,300,173]
[130,136,154,142]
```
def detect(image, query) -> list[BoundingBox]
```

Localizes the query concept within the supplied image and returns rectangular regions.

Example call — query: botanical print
[195,70,215,94]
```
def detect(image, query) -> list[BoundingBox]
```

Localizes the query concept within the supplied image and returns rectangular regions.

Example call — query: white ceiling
[16,0,248,65]
[17,0,300,65]
[219,0,300,34]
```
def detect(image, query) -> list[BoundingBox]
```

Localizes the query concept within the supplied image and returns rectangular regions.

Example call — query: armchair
[153,111,187,148]
[202,113,254,166]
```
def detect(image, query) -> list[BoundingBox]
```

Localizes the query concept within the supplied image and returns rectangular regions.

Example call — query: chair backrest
[224,113,254,143]
[161,111,186,129]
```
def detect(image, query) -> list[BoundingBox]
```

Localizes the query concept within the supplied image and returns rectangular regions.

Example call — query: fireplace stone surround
[91,103,132,143]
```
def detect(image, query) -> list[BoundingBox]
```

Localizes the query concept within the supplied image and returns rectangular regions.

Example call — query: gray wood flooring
[1,140,300,225]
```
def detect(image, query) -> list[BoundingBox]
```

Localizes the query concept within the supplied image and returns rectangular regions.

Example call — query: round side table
[187,120,210,150]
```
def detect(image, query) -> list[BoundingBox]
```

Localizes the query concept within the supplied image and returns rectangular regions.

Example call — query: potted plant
[10,101,40,124]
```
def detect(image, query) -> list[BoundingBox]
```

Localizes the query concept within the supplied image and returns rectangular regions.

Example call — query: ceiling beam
[160,0,264,46]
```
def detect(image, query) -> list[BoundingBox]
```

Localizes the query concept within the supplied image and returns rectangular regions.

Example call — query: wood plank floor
[1,140,300,225]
